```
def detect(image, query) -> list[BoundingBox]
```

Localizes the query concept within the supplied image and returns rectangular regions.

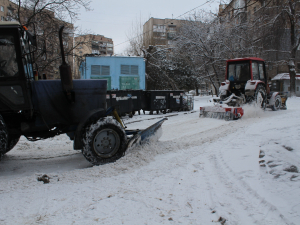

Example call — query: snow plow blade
[199,105,244,121]
[127,118,168,149]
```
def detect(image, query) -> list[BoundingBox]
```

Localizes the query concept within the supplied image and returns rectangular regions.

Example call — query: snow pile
[0,96,300,224]
[242,103,266,119]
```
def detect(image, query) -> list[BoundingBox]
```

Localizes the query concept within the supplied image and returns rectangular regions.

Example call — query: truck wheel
[0,115,8,158]
[255,85,266,109]
[271,95,282,111]
[82,117,127,165]
[6,135,20,153]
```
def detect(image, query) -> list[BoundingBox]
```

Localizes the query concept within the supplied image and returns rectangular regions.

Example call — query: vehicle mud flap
[127,118,168,149]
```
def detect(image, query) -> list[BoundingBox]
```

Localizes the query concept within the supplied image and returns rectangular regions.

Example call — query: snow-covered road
[0,96,299,225]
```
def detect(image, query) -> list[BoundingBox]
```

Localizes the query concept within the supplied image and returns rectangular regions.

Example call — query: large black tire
[82,117,127,165]
[271,95,282,111]
[6,135,20,153]
[0,115,8,158]
[220,95,227,101]
[254,85,266,109]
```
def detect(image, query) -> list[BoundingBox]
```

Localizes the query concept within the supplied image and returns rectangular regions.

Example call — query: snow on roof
[0,21,20,26]
[272,73,300,80]
[227,57,264,62]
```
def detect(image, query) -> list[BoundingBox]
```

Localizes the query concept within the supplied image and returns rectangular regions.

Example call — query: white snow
[1,96,300,225]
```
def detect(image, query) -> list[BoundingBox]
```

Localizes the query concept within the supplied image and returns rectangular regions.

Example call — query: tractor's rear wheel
[6,135,20,153]
[0,115,8,158]
[82,117,127,165]
[271,95,282,111]
[254,85,266,109]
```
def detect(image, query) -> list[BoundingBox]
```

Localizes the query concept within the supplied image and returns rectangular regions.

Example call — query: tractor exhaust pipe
[59,26,74,103]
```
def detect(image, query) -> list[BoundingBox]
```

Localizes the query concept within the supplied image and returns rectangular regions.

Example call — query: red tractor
[219,57,287,110]
[200,57,287,120]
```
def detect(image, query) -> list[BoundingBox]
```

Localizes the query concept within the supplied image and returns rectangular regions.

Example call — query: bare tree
[10,0,91,79]
[125,15,145,56]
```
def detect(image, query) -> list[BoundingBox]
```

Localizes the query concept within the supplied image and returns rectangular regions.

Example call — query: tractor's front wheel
[82,117,127,165]
[0,115,8,159]
[271,95,282,111]
[254,85,266,109]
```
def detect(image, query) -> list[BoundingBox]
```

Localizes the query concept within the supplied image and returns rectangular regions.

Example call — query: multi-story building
[0,0,17,22]
[74,34,114,78]
[143,18,186,49]
[219,0,269,22]
[218,0,300,79]
[75,34,114,56]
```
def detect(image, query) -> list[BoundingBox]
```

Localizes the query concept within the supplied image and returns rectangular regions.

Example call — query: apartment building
[218,0,300,79]
[75,34,114,56]
[218,0,266,23]
[0,0,16,21]
[143,18,186,49]
[74,34,114,78]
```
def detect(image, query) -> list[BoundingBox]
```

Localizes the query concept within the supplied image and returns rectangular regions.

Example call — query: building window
[92,50,99,54]
[168,40,174,45]
[167,33,176,40]
[91,65,110,76]
[121,65,138,75]
[269,64,273,70]
[153,25,166,32]
[0,6,4,12]
[234,0,239,9]
[1,16,5,21]
[297,87,299,92]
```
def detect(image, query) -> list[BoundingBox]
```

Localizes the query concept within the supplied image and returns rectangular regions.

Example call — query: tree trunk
[209,75,218,97]
[288,60,296,97]
[288,1,296,97]
[195,82,199,96]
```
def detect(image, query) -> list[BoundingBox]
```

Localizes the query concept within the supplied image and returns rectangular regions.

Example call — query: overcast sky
[75,0,222,54]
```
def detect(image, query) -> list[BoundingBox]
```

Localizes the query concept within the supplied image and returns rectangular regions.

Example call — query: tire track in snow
[130,113,296,225]
[206,128,295,225]
[33,117,265,184]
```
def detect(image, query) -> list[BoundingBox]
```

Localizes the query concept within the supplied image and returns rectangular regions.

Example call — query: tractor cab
[220,57,268,101]
[0,21,36,117]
